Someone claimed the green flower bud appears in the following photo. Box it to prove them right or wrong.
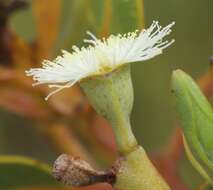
[172,69,213,185]
[80,65,137,154]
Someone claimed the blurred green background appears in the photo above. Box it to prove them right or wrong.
[0,0,213,189]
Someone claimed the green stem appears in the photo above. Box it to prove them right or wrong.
[99,72,137,155]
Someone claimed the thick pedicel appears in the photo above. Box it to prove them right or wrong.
[115,146,170,190]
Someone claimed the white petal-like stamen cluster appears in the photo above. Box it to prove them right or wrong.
[26,21,175,100]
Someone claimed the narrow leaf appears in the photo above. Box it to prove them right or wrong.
[172,69,213,185]
[56,0,144,51]
[0,156,59,189]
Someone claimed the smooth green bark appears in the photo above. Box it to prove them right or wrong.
[115,146,170,190]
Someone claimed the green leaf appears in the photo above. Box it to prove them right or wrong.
[110,0,144,33]
[56,0,144,51]
[0,155,59,189]
[171,69,213,185]
[55,0,91,51]
[89,0,144,35]
[10,1,36,41]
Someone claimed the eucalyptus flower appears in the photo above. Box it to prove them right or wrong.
[26,21,175,100]
[27,21,175,190]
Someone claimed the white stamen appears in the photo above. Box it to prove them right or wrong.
[26,21,175,100]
